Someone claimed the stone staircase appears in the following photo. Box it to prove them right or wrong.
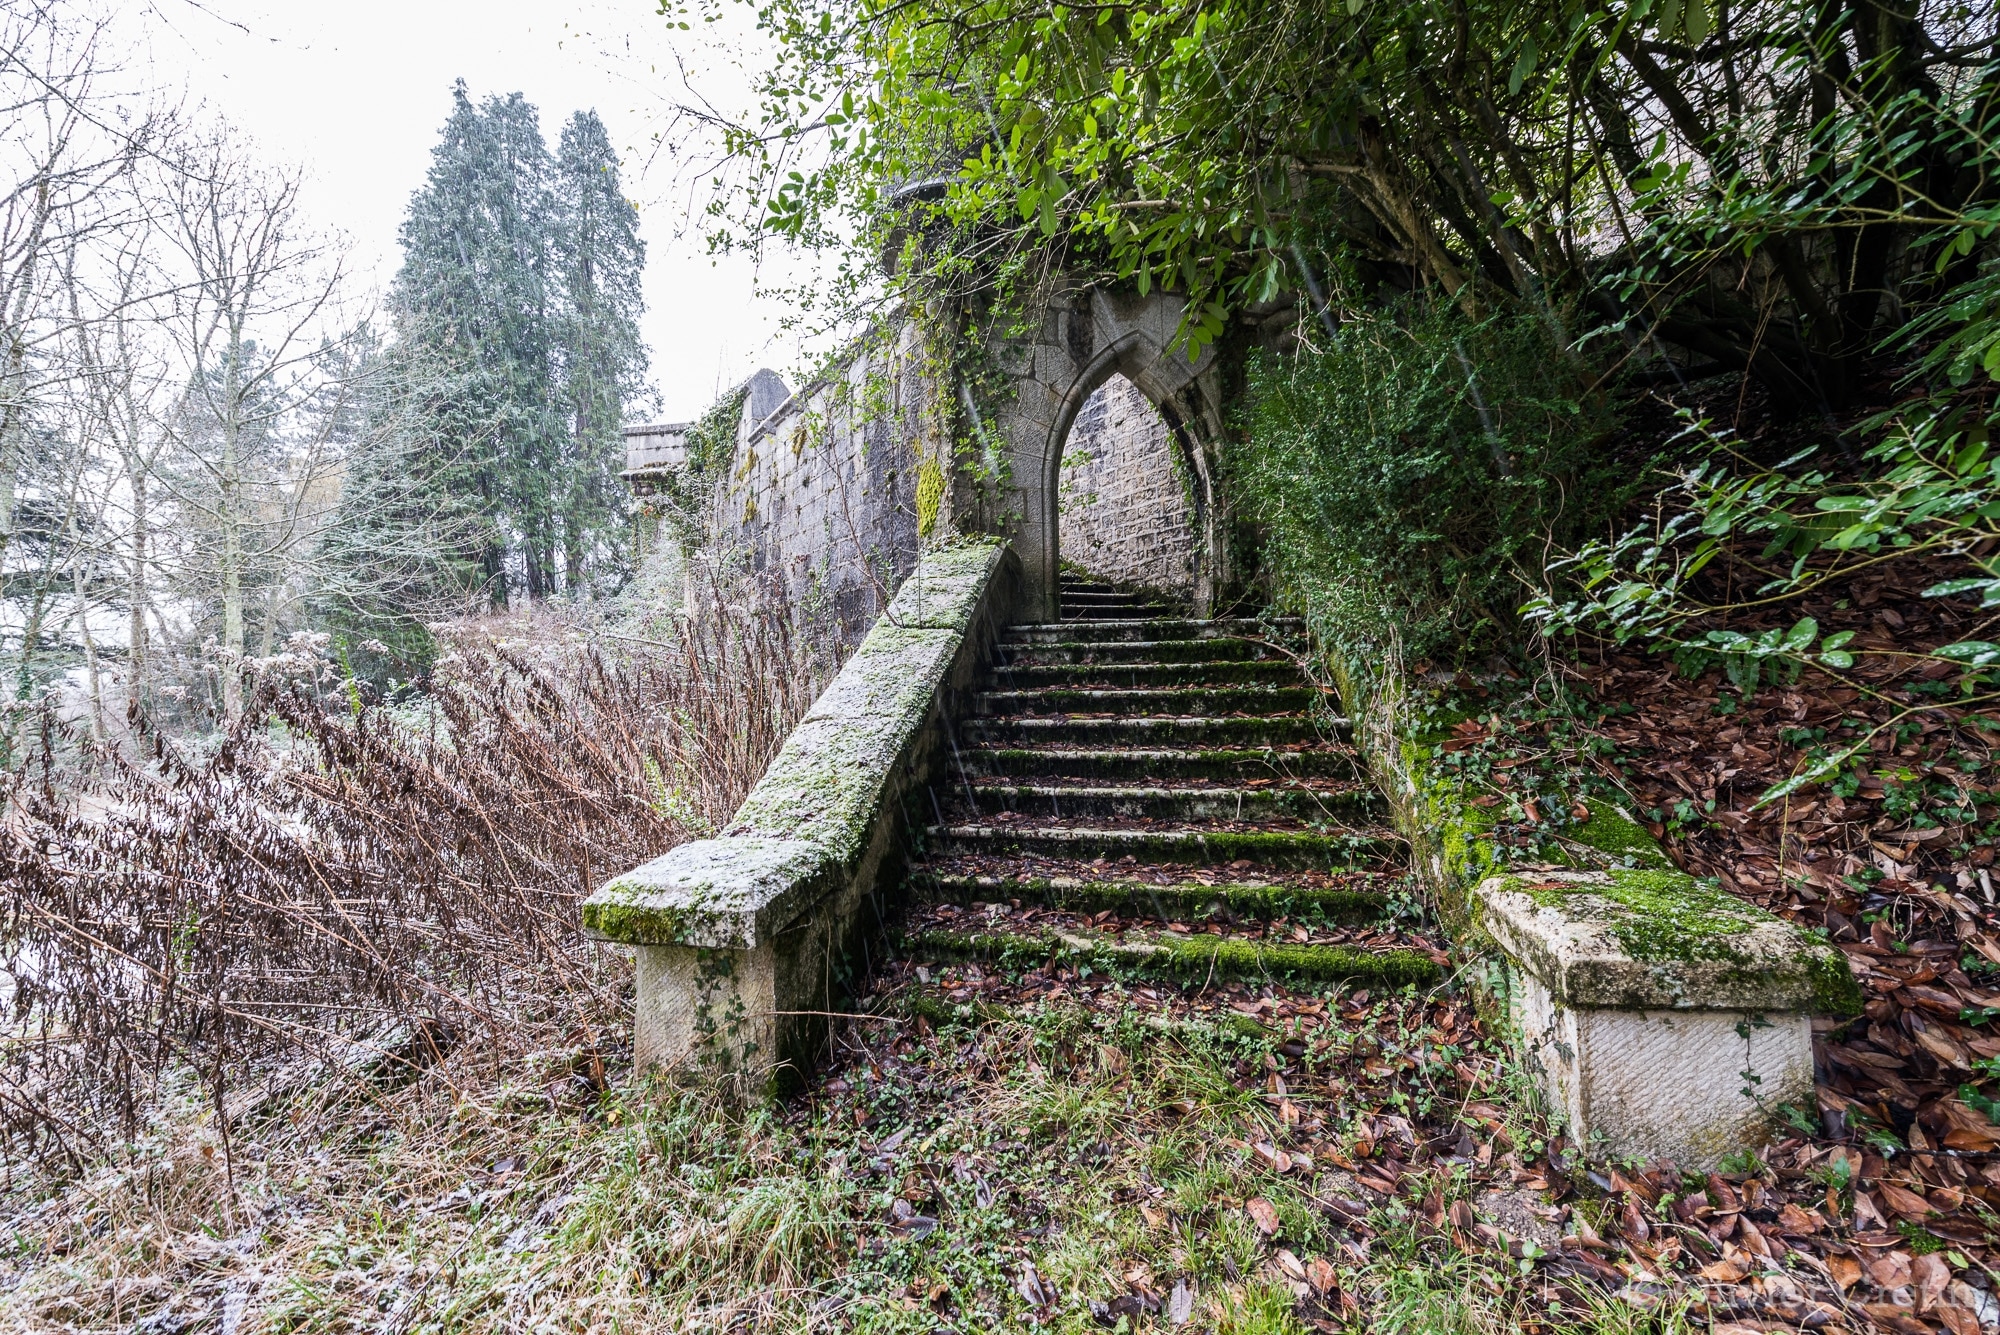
[886,576,1445,1016]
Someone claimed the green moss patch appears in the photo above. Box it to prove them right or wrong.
[913,873,1394,924]
[1561,804,1674,870]
[1513,868,1761,965]
[937,824,1403,871]
[902,927,1442,990]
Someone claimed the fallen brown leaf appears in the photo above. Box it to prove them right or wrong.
[1878,1180,1936,1219]
[1247,1197,1281,1235]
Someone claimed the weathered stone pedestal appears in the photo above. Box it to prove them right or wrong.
[1474,868,1860,1169]
[583,540,1018,1093]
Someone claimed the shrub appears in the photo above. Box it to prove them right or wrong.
[0,578,832,1166]
[1234,302,1627,661]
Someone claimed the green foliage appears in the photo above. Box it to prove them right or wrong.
[1525,400,2000,802]
[643,384,751,552]
[1235,302,1624,661]
[311,330,489,692]
[394,83,648,604]
[713,0,2000,405]
[552,109,651,591]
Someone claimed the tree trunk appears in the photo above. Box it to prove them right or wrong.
[220,328,245,724]
[125,452,148,709]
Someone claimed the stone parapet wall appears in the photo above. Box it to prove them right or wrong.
[582,541,1020,1090]
[1321,635,1859,1168]
[1057,373,1199,601]
[710,326,945,642]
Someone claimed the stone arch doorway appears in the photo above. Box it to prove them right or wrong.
[986,284,1228,622]
[1057,374,1200,603]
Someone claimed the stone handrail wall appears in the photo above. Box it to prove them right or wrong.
[582,539,1020,1092]
[1321,633,1859,1167]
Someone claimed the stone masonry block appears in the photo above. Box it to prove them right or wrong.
[633,939,779,1074]
[883,541,1010,630]
[725,715,910,867]
[582,837,835,950]
[1475,867,1858,1168]
[1514,966,1815,1168]
[798,625,958,730]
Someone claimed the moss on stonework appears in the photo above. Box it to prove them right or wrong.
[915,453,945,538]
[1563,804,1674,870]
[1805,949,1867,1016]
[904,927,1442,989]
[965,826,1401,870]
[914,873,1393,924]
[581,895,686,945]
[1504,868,1757,964]
[582,883,740,947]
[893,991,1269,1042]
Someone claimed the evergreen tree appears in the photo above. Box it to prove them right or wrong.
[391,84,648,604]
[313,328,488,685]
[552,110,647,594]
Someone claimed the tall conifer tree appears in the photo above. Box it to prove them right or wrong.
[552,110,647,593]
[392,82,644,603]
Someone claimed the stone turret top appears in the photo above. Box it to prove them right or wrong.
[741,367,791,434]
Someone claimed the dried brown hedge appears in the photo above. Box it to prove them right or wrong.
[0,596,828,1165]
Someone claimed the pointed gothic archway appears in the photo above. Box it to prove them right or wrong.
[984,284,1229,623]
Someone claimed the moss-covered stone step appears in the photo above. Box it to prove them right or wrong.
[956,745,1361,782]
[992,659,1304,687]
[1061,590,1169,610]
[897,924,1442,989]
[926,822,1402,869]
[998,637,1277,667]
[885,990,1271,1042]
[958,715,1337,748]
[1004,617,1301,645]
[911,870,1396,924]
[963,780,1377,823]
[970,685,1317,717]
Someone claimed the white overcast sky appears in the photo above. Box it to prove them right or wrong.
[132,0,828,421]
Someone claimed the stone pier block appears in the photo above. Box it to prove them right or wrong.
[1474,868,1860,1169]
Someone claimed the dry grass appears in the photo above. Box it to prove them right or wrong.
[0,974,1691,1335]
[0,572,833,1174]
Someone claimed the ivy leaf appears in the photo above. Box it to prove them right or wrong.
[1935,641,2000,667]
[1508,38,1538,96]
[1684,0,1714,44]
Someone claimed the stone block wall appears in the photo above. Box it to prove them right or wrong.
[708,326,947,642]
[1057,373,1200,600]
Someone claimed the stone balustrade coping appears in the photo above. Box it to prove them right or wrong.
[581,539,1012,956]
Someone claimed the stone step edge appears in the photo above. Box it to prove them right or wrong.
[882,990,1269,1042]
[965,716,1344,730]
[962,779,1377,803]
[1009,617,1303,631]
[909,871,1396,923]
[897,926,1443,989]
[991,660,1304,678]
[978,683,1317,697]
[956,745,1357,765]
[926,823,1406,867]
[997,654,1299,671]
